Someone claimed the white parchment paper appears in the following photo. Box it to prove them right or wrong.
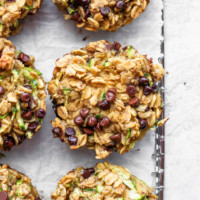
[1,0,163,199]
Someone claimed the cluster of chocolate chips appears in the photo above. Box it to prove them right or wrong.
[97,88,116,110]
[100,1,125,17]
[74,108,111,134]
[126,75,158,130]
[68,0,91,23]
[20,91,46,120]
[139,76,157,96]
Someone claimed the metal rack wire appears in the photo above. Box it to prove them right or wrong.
[153,1,165,199]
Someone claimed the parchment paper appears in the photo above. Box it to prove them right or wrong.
[1,0,163,199]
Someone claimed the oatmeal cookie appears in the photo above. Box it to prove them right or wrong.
[0,0,42,37]
[52,0,149,32]
[0,164,41,200]
[48,40,165,159]
[51,162,157,200]
[0,38,46,152]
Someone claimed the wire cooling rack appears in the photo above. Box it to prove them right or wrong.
[153,1,165,199]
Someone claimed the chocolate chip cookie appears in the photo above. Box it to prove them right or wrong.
[0,38,46,152]
[0,164,41,200]
[52,0,149,32]
[51,162,157,200]
[48,40,165,159]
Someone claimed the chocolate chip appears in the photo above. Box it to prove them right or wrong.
[116,0,125,9]
[3,137,15,151]
[129,97,140,106]
[74,116,84,126]
[0,191,9,200]
[100,6,110,17]
[107,88,116,95]
[80,108,90,118]
[18,52,30,63]
[106,91,116,103]
[35,109,46,118]
[36,198,41,200]
[20,93,31,102]
[84,9,91,19]
[68,136,78,145]
[94,122,102,131]
[82,169,93,179]
[0,86,5,95]
[21,110,32,120]
[83,128,94,135]
[24,85,32,90]
[110,133,121,142]
[17,135,26,144]
[152,82,158,93]
[126,85,137,97]
[100,117,110,128]
[139,77,149,86]
[143,86,153,96]
[52,127,63,138]
[65,127,76,137]
[71,12,81,22]
[87,116,97,127]
[28,122,38,131]
[0,51,2,58]
[112,41,121,51]
[98,99,110,110]
[139,119,148,129]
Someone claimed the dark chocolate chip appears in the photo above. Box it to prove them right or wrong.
[143,86,153,96]
[20,93,31,102]
[107,88,116,95]
[74,116,84,126]
[68,136,78,145]
[83,128,94,135]
[139,77,149,86]
[106,91,116,103]
[129,97,140,106]
[28,122,38,131]
[82,169,92,179]
[65,127,76,137]
[80,108,90,119]
[18,52,30,63]
[139,119,148,129]
[100,6,110,17]
[0,86,5,95]
[100,117,110,128]
[116,0,125,9]
[21,110,32,120]
[98,99,110,110]
[126,85,137,97]
[52,127,63,138]
[3,137,15,151]
[17,135,26,144]
[87,116,97,127]
[110,133,121,142]
[35,109,46,118]
[0,191,9,200]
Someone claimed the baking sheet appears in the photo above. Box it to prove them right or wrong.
[0,0,164,199]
